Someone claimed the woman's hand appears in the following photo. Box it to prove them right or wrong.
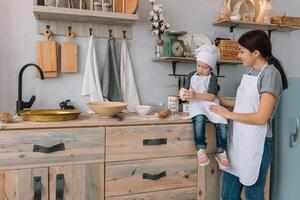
[210,105,232,119]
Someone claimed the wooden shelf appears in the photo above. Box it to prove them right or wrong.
[152,56,242,65]
[213,20,300,32]
[33,6,139,25]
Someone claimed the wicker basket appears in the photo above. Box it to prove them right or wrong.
[216,40,241,61]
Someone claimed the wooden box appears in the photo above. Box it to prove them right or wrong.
[271,16,300,27]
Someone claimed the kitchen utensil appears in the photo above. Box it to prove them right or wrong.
[61,29,78,73]
[125,0,138,14]
[36,28,58,77]
[20,109,80,122]
[87,102,127,116]
[114,0,124,13]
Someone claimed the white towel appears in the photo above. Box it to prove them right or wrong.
[120,40,140,112]
[81,36,104,102]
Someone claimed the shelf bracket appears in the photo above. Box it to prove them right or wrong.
[216,63,226,78]
[229,25,238,33]
[268,29,276,39]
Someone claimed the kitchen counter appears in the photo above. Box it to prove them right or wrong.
[0,113,193,130]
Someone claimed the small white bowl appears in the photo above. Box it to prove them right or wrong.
[135,105,152,116]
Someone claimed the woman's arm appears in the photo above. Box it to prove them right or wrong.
[220,96,236,107]
[210,92,276,125]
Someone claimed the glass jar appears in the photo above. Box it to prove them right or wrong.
[103,2,112,12]
[93,2,102,11]
[263,2,272,24]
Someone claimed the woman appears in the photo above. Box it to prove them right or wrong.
[210,30,288,200]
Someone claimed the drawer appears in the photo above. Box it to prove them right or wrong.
[106,123,216,162]
[105,155,197,197]
[106,187,197,200]
[0,128,105,169]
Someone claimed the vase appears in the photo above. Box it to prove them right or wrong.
[154,36,164,58]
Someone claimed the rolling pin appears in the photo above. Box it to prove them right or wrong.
[158,109,171,118]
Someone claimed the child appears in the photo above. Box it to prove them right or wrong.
[179,44,230,170]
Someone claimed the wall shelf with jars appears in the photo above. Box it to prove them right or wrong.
[213,20,300,38]
[33,0,139,39]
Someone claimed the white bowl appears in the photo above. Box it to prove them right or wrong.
[135,105,152,116]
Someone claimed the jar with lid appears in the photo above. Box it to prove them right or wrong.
[93,0,102,11]
[103,2,112,12]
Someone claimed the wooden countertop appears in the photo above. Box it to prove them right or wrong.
[0,113,192,130]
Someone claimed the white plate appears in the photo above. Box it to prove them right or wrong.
[179,33,211,55]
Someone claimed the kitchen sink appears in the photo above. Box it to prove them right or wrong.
[20,109,80,122]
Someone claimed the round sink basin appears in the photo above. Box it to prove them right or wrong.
[20,109,81,122]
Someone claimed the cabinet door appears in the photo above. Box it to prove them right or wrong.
[0,168,48,200]
[49,162,104,200]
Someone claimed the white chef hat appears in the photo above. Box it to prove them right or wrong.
[195,44,220,69]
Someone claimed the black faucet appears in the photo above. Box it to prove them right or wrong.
[16,63,45,115]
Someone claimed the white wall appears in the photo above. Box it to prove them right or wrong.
[1,0,300,113]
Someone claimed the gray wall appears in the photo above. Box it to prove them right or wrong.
[1,0,300,113]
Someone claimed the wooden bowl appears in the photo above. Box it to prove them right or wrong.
[87,102,127,116]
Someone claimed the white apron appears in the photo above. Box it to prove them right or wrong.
[226,66,268,186]
[189,73,227,124]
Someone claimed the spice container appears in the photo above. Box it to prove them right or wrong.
[93,1,102,11]
[103,2,112,12]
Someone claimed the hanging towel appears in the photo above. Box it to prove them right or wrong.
[101,37,123,102]
[120,39,140,112]
[81,35,104,102]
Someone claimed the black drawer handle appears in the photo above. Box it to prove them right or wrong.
[33,143,65,153]
[56,174,64,200]
[143,138,167,146]
[34,176,41,200]
[143,171,166,180]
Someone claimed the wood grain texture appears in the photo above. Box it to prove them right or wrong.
[105,156,198,197]
[0,128,105,169]
[0,168,48,200]
[61,40,78,73]
[106,123,217,162]
[49,163,104,200]
[106,187,197,200]
[197,154,221,200]
[36,38,58,78]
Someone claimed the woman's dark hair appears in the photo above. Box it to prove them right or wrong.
[238,30,288,90]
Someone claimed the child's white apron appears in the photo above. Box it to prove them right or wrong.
[226,65,268,186]
[189,72,227,124]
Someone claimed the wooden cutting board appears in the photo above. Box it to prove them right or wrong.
[61,31,78,73]
[125,0,138,14]
[36,29,58,78]
[114,0,138,14]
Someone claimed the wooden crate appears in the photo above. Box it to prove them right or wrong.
[216,40,241,61]
[271,16,300,27]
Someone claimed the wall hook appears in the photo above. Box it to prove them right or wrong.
[123,30,126,39]
[89,28,93,36]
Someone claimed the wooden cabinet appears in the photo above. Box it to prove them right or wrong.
[105,123,220,200]
[0,127,105,200]
[0,163,104,200]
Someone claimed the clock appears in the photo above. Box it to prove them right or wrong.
[164,31,187,57]
[171,41,184,57]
